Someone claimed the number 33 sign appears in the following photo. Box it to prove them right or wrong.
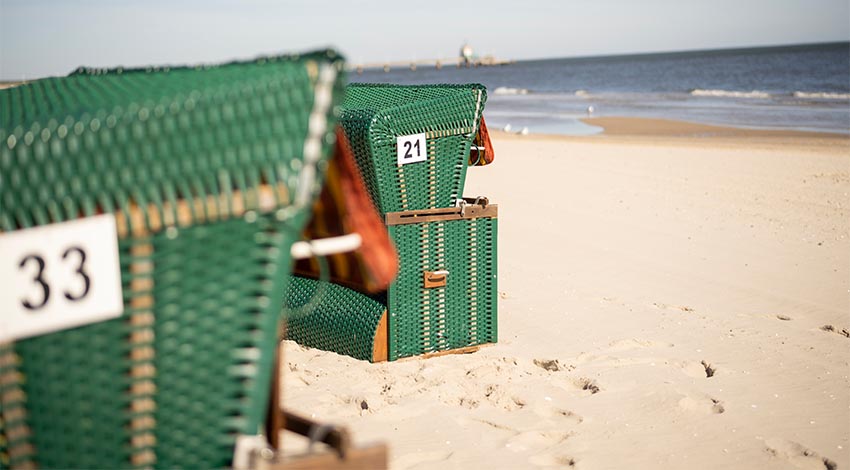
[0,214,124,342]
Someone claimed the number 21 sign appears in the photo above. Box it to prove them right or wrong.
[0,214,124,342]
[397,133,427,165]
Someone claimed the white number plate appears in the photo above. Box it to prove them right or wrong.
[397,133,427,165]
[0,214,124,342]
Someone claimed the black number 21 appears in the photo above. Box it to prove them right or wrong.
[403,139,421,159]
[18,246,91,311]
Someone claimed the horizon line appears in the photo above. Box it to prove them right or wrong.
[512,40,849,65]
[1,40,847,83]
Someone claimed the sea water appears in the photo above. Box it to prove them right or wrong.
[352,42,850,136]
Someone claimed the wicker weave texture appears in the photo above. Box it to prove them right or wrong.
[0,50,344,469]
[339,84,487,216]
[283,276,386,362]
[1,50,344,233]
[388,216,497,361]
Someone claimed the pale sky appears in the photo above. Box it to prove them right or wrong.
[1,0,848,80]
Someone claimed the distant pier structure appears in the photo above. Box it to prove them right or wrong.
[460,43,474,67]
[353,43,513,74]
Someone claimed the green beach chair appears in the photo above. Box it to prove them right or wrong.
[0,50,345,469]
[284,84,497,362]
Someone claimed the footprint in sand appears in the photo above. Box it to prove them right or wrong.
[605,338,674,352]
[764,438,838,470]
[483,384,528,411]
[393,450,455,469]
[505,430,571,453]
[532,404,584,424]
[528,453,577,467]
[457,396,480,409]
[570,377,601,395]
[470,418,517,433]
[678,360,717,378]
[465,356,530,380]
[534,358,562,372]
[341,394,384,415]
[652,302,695,313]
[820,324,850,339]
[677,394,725,414]
[533,358,576,373]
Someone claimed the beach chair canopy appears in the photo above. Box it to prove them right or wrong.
[339,83,488,216]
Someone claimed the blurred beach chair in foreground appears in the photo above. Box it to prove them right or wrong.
[0,50,387,469]
[285,84,499,362]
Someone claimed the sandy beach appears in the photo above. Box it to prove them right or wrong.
[280,117,850,469]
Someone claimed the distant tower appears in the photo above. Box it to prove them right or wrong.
[460,43,474,67]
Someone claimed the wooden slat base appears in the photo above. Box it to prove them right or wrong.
[266,332,388,470]
[371,311,389,362]
[370,312,494,362]
[417,343,494,360]
[271,444,388,470]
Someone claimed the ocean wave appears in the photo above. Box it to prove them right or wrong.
[793,91,850,100]
[482,110,586,119]
[493,87,529,95]
[574,89,591,97]
[690,89,772,99]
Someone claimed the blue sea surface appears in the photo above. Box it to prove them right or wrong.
[351,43,850,135]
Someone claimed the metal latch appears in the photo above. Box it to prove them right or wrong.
[455,196,490,217]
[470,145,487,166]
[424,270,449,288]
[233,435,274,470]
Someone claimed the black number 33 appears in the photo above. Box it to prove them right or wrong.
[19,246,91,311]
[62,246,91,301]
[19,255,50,310]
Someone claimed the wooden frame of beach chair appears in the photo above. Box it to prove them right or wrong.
[229,346,388,470]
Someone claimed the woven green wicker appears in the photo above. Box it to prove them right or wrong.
[386,215,497,360]
[283,211,497,362]
[339,84,487,216]
[284,276,387,362]
[0,49,345,469]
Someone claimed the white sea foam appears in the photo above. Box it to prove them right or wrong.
[690,89,772,99]
[793,91,850,100]
[493,87,529,95]
[574,89,591,97]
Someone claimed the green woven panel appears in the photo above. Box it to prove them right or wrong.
[11,267,134,469]
[339,84,487,217]
[0,50,345,469]
[283,276,386,362]
[1,49,345,231]
[152,216,292,468]
[388,216,498,361]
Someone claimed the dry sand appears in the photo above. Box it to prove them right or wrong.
[280,117,850,469]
